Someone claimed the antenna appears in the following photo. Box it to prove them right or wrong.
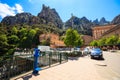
[71,13,74,27]
[71,13,73,17]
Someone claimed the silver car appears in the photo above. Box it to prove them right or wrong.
[83,48,91,56]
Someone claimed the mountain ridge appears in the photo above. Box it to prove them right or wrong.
[1,4,120,35]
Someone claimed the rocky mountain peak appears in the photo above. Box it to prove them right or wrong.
[37,4,63,28]
[92,17,109,25]
[93,19,99,24]
[42,4,50,10]
[111,14,120,24]
[1,12,40,25]
[65,16,93,35]
[1,4,63,28]
[81,17,88,20]
[15,13,32,17]
[80,17,90,23]
[99,17,109,25]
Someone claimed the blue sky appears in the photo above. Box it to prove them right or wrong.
[0,0,120,22]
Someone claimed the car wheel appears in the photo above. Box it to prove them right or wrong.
[91,55,93,59]
[99,55,103,59]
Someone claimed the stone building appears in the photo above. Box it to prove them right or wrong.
[92,25,116,40]
[101,24,120,50]
[101,24,120,38]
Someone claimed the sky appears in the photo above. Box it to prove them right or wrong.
[0,0,120,22]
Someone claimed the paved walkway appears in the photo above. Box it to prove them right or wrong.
[15,57,106,80]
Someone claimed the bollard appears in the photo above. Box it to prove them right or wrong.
[33,48,41,74]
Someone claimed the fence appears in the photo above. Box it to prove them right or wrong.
[0,51,68,80]
[39,51,68,67]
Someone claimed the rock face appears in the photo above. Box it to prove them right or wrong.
[99,17,109,25]
[65,16,93,35]
[65,16,110,35]
[1,13,40,25]
[93,17,109,25]
[1,5,63,28]
[1,4,119,35]
[93,19,99,25]
[37,4,63,28]
[111,14,120,24]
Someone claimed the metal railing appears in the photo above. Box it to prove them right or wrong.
[0,55,34,80]
[39,51,68,67]
[0,51,68,80]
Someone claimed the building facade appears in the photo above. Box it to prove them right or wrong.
[101,24,120,38]
[92,25,116,40]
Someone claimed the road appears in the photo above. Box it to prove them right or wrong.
[88,51,120,80]
[103,51,120,74]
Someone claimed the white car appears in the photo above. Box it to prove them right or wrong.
[83,48,91,56]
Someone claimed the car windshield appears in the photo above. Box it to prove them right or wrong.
[84,48,89,51]
[93,48,101,51]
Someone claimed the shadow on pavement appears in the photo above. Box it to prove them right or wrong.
[92,57,105,61]
[68,57,79,60]
[15,73,40,80]
[96,64,107,67]
[21,74,33,80]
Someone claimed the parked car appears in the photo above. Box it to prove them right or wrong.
[83,48,91,56]
[90,48,103,59]
[74,48,81,52]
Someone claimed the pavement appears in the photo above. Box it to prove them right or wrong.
[14,57,107,80]
[102,51,120,76]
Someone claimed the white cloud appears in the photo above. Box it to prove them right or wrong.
[0,3,24,18]
[15,4,24,13]
[0,3,15,18]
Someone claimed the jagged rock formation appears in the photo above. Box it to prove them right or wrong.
[65,16,93,35]
[111,14,120,24]
[99,17,109,25]
[37,4,63,28]
[93,17,109,25]
[65,16,111,35]
[93,19,99,25]
[1,4,120,36]
[1,5,63,28]
[1,13,40,25]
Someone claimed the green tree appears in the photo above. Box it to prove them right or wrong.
[19,28,28,39]
[75,34,83,47]
[18,28,28,48]
[8,35,20,48]
[90,40,98,46]
[26,29,36,48]
[0,34,8,56]
[64,28,83,48]
[32,28,42,47]
[98,38,106,46]
[11,26,18,35]
[19,29,37,49]
[20,37,27,49]
[117,38,120,44]
[105,35,119,45]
